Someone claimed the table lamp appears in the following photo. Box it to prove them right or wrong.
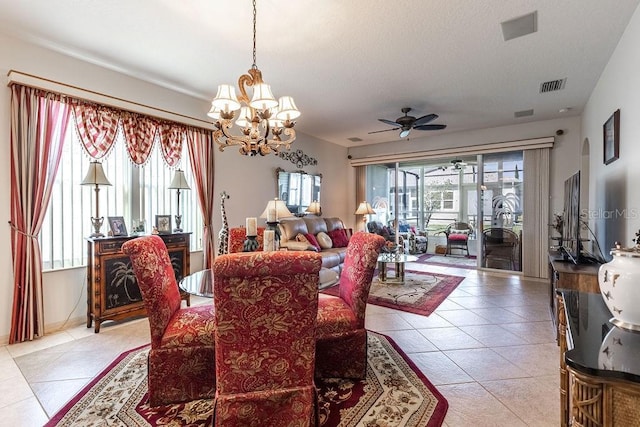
[81,161,112,238]
[355,201,375,231]
[305,201,322,216]
[260,198,293,249]
[168,169,191,232]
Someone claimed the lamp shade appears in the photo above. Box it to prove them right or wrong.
[81,161,112,186]
[249,83,278,111]
[207,104,221,120]
[168,170,191,190]
[212,84,241,112]
[305,201,322,215]
[355,201,375,215]
[275,96,301,121]
[235,106,254,128]
[260,198,293,221]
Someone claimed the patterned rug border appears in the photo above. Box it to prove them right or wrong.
[45,334,448,427]
[323,270,464,317]
[417,253,478,270]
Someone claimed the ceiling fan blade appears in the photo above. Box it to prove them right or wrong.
[414,124,447,131]
[413,113,438,126]
[378,118,401,127]
[367,128,398,134]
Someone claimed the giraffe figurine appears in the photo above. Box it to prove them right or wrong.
[217,191,230,256]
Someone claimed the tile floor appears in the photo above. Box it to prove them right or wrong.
[0,261,559,426]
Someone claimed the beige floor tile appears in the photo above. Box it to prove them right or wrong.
[435,309,493,326]
[447,295,498,309]
[491,343,560,376]
[481,376,559,426]
[408,351,474,385]
[499,321,556,344]
[31,378,90,417]
[364,312,414,331]
[0,373,36,409]
[470,307,528,324]
[5,330,76,358]
[384,329,438,353]
[397,311,453,329]
[444,348,529,381]
[459,324,529,347]
[503,304,554,321]
[433,299,466,311]
[439,382,527,426]
[0,396,49,427]
[417,327,485,351]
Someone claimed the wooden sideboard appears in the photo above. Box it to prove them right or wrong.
[86,233,191,333]
[548,253,599,330]
[557,290,640,426]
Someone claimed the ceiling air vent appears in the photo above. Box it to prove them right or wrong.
[540,78,567,93]
[347,137,363,142]
[514,109,534,118]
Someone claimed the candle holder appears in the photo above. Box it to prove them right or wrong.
[243,235,259,252]
[265,221,281,249]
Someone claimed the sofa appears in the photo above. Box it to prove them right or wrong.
[278,216,350,276]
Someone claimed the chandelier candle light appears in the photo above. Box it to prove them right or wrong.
[81,161,112,238]
[168,169,191,233]
[208,0,300,156]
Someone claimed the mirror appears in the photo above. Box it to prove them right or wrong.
[276,168,321,216]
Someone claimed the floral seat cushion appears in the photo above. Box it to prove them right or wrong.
[316,294,358,336]
[161,305,215,349]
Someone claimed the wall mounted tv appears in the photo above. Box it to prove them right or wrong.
[561,171,581,264]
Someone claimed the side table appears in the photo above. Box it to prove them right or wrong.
[377,253,418,284]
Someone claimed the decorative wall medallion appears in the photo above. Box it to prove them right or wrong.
[279,149,317,168]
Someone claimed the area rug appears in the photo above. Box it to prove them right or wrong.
[45,332,448,427]
[417,253,477,269]
[323,270,464,317]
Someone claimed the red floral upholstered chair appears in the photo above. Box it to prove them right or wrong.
[227,226,265,253]
[122,235,215,406]
[315,232,385,379]
[212,251,322,426]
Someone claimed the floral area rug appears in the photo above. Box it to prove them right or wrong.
[417,253,478,269]
[45,332,448,427]
[323,270,464,317]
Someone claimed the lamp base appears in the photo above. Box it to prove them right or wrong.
[90,216,105,238]
[174,214,183,233]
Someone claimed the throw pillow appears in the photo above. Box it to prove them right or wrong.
[316,231,333,249]
[327,228,349,248]
[304,233,322,251]
[451,228,470,235]
[296,233,311,244]
[287,241,317,251]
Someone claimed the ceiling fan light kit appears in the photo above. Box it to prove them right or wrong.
[369,107,446,138]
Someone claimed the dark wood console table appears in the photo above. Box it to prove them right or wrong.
[548,253,599,330]
[557,290,640,426]
[86,233,191,332]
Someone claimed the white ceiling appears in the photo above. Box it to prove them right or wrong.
[1,0,638,147]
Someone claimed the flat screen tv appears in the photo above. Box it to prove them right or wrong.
[561,171,581,264]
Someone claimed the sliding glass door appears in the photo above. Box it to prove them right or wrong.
[364,150,525,272]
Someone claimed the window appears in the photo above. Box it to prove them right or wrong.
[40,120,203,271]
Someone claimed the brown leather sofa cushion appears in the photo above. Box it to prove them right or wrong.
[279,218,308,243]
[303,217,328,235]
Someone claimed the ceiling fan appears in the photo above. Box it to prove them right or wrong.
[368,107,447,138]
[450,159,468,170]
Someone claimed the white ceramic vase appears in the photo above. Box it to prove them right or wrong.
[598,244,640,331]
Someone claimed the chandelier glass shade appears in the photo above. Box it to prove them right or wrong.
[208,0,300,157]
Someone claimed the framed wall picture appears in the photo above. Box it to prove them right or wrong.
[603,109,620,165]
[107,216,128,237]
[155,215,172,234]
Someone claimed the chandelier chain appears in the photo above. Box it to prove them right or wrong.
[252,0,257,69]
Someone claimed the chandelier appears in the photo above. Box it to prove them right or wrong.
[208,0,300,156]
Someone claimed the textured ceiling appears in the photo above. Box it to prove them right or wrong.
[0,0,638,147]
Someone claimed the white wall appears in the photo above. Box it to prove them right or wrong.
[582,4,640,259]
[0,34,348,343]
